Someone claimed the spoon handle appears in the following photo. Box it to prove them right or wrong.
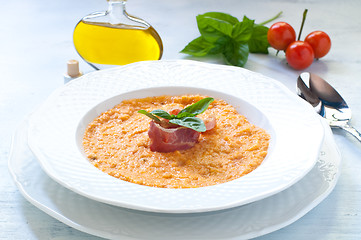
[340,124,361,142]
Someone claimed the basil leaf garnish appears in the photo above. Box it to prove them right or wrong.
[178,97,214,116]
[169,117,206,132]
[138,97,214,132]
[138,110,161,122]
[151,109,173,120]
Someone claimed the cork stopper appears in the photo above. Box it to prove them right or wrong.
[67,59,82,78]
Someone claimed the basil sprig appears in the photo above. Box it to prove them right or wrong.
[138,97,214,132]
[180,11,281,67]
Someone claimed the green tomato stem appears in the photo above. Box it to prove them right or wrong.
[297,9,308,41]
[258,11,283,25]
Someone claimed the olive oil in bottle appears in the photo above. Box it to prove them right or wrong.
[73,0,163,70]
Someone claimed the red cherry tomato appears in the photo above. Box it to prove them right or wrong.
[267,22,296,50]
[304,31,331,58]
[285,41,314,70]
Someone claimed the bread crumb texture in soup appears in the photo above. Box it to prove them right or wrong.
[83,95,270,188]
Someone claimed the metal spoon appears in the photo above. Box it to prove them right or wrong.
[297,72,361,142]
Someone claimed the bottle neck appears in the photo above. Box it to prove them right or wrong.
[105,0,149,28]
[107,0,127,24]
[107,0,127,13]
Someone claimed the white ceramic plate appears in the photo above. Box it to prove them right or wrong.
[27,60,324,213]
[9,118,341,240]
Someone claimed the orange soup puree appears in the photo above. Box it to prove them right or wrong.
[83,95,270,188]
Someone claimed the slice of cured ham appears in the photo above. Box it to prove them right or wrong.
[204,115,216,131]
[148,121,200,152]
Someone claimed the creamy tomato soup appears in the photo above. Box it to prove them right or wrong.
[83,95,270,188]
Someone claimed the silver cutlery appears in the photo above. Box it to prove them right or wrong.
[297,72,361,142]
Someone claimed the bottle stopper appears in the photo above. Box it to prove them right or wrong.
[67,59,82,78]
[64,59,83,83]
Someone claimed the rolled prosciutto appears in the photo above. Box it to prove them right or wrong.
[148,121,200,153]
[204,115,216,131]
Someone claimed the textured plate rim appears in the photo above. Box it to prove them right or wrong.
[26,60,325,213]
[8,118,340,240]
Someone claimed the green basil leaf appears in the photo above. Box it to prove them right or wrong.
[181,11,279,68]
[151,109,172,120]
[248,24,269,53]
[196,14,234,43]
[169,117,206,132]
[210,36,231,54]
[178,97,214,116]
[223,41,249,67]
[175,111,195,119]
[180,37,219,57]
[232,16,254,43]
[138,110,160,122]
[201,12,239,25]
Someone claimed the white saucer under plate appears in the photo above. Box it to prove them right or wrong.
[26,60,325,213]
[8,118,340,240]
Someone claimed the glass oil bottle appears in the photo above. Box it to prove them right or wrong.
[73,0,163,70]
